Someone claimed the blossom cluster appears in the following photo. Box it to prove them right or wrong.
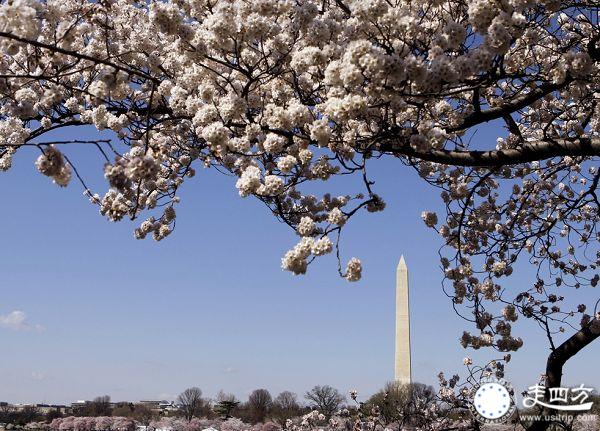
[0,0,598,361]
[49,417,135,431]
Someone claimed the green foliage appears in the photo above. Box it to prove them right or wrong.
[214,400,240,420]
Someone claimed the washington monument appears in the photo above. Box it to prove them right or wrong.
[395,255,412,384]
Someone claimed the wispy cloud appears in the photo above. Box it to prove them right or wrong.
[31,372,46,381]
[222,367,238,374]
[0,310,45,332]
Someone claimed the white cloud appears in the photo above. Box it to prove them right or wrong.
[222,367,238,374]
[0,310,28,330]
[31,372,46,381]
[0,310,45,332]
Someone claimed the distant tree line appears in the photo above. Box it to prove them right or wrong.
[4,382,599,431]
[3,382,507,429]
[0,385,349,427]
[175,385,346,425]
[0,405,44,426]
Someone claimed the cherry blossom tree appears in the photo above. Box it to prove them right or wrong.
[261,422,281,431]
[94,417,113,431]
[220,418,250,431]
[49,418,64,431]
[1,1,599,430]
[149,418,177,431]
[58,417,75,431]
[73,417,93,431]
[111,417,136,431]
[51,417,137,431]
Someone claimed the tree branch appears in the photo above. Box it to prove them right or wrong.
[379,137,600,167]
[545,320,600,390]
[527,319,600,431]
[0,32,159,83]
[448,79,573,132]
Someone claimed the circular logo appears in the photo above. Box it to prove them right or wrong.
[469,377,516,424]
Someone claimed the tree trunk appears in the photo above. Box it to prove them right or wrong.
[526,319,600,431]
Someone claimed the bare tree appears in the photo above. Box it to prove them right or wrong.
[131,404,155,425]
[177,387,205,421]
[0,405,42,426]
[77,395,112,417]
[272,391,301,426]
[111,403,134,418]
[366,382,437,428]
[305,386,345,418]
[247,389,273,423]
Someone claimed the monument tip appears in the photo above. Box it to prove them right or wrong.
[398,255,407,269]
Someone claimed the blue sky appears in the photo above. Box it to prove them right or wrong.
[0,125,598,406]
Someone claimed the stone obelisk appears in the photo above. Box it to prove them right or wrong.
[395,255,412,384]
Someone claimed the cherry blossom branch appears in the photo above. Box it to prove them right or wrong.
[0,31,159,82]
[380,137,600,167]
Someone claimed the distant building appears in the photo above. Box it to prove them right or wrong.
[10,404,35,412]
[69,400,90,415]
[138,400,178,414]
[159,401,178,412]
[1,403,68,415]
[34,404,68,415]
[138,400,161,408]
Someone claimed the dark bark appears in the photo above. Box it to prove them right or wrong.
[379,137,600,167]
[526,320,600,431]
[447,79,573,133]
